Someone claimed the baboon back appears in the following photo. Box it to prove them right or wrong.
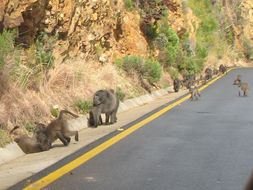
[173,79,180,92]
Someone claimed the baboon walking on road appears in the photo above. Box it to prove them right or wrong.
[10,126,49,154]
[237,80,249,97]
[189,85,201,101]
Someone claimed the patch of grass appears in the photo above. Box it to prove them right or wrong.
[168,67,179,80]
[116,87,126,101]
[0,129,12,148]
[75,100,92,114]
[124,0,135,11]
[115,55,162,83]
[35,32,57,69]
[0,29,16,68]
[50,106,60,118]
[24,122,36,133]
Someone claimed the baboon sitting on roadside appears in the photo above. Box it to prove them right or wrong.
[233,74,241,85]
[173,78,181,92]
[10,126,50,154]
[205,68,213,81]
[189,85,201,101]
[219,64,227,74]
[88,89,119,128]
[39,110,79,147]
[237,80,249,97]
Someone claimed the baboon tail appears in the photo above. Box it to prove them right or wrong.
[10,126,20,134]
[59,110,79,119]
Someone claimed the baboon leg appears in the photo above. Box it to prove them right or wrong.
[239,91,241,96]
[105,113,110,124]
[99,115,103,125]
[64,130,79,141]
[56,132,69,146]
[63,135,71,143]
[111,111,117,124]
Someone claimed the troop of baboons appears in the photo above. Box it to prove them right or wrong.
[173,64,228,100]
[9,89,119,154]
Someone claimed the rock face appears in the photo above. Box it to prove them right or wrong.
[0,0,149,62]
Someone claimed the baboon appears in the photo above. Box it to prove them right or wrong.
[245,171,253,190]
[233,74,241,85]
[88,89,119,128]
[237,80,249,97]
[10,126,50,154]
[41,110,79,146]
[189,85,201,101]
[205,68,213,81]
[219,64,227,74]
[182,75,196,89]
[213,68,219,75]
[173,78,181,92]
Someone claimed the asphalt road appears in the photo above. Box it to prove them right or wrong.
[11,68,253,190]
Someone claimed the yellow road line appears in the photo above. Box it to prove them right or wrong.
[23,69,233,190]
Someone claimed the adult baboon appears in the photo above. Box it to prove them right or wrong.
[88,89,119,128]
[189,85,201,101]
[182,75,196,89]
[205,68,213,81]
[173,78,181,92]
[237,80,249,97]
[10,126,49,154]
[219,64,227,74]
[233,74,241,85]
[42,110,79,146]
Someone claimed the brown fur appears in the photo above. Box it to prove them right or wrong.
[42,110,79,146]
[10,126,49,154]
[238,81,249,97]
[189,85,201,101]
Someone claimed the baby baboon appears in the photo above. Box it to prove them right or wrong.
[173,78,181,92]
[219,64,227,74]
[189,85,201,101]
[238,80,249,97]
[10,126,49,154]
[233,75,241,85]
[88,89,119,128]
[42,110,79,146]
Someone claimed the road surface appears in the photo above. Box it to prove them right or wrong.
[10,68,253,190]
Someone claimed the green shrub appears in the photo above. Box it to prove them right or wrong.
[0,29,16,68]
[50,106,60,118]
[124,0,135,11]
[168,67,179,80]
[24,122,36,133]
[115,55,162,83]
[75,100,92,114]
[116,87,126,101]
[156,24,180,66]
[0,129,12,148]
[144,58,162,83]
[243,38,253,60]
[35,32,57,69]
